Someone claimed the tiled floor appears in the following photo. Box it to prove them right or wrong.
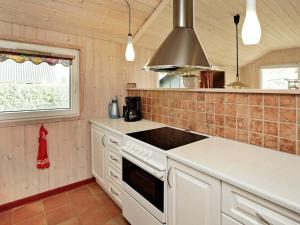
[0,182,130,225]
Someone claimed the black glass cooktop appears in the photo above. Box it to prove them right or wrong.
[127,127,209,151]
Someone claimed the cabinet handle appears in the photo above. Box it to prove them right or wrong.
[255,213,272,225]
[110,155,119,162]
[101,135,106,147]
[110,139,119,144]
[110,171,119,179]
[167,167,172,188]
[111,187,119,197]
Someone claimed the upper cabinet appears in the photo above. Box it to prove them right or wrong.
[167,159,221,225]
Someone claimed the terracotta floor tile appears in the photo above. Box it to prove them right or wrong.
[2,182,127,225]
[68,187,93,201]
[46,204,76,225]
[14,214,47,225]
[88,183,105,195]
[13,201,44,223]
[105,216,130,225]
[57,217,81,225]
[94,192,111,205]
[0,209,12,225]
[72,196,100,215]
[43,193,70,212]
[102,201,121,218]
[79,206,112,225]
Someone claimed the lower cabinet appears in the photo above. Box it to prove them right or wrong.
[222,183,300,225]
[167,158,300,225]
[106,146,122,207]
[91,123,300,225]
[91,126,106,188]
[91,124,123,207]
[167,159,221,225]
[107,178,122,206]
[222,214,242,225]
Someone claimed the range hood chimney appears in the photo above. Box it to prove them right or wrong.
[144,0,211,73]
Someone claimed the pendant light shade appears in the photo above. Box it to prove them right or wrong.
[125,34,135,61]
[242,0,261,45]
[125,0,135,61]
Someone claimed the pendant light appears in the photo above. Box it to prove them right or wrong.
[125,0,135,61]
[226,14,249,89]
[242,0,261,45]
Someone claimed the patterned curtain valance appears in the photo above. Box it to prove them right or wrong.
[0,49,74,67]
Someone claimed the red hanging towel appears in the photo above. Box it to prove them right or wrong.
[37,124,50,169]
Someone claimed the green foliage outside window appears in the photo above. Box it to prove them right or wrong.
[0,83,70,112]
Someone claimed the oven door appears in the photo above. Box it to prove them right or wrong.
[122,152,165,223]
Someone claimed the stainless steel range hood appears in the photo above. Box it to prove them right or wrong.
[144,0,211,73]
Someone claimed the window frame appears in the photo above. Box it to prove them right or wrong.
[259,64,300,89]
[0,39,80,122]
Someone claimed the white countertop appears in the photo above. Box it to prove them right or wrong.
[89,118,300,214]
[167,137,300,214]
[89,118,165,135]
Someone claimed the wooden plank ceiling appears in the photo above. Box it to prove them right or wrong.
[0,0,299,67]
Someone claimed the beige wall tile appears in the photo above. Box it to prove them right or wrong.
[138,90,300,155]
[279,108,296,123]
[250,94,263,106]
[264,94,278,107]
[264,107,278,122]
[279,95,296,108]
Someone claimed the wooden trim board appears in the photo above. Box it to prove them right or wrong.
[128,88,300,95]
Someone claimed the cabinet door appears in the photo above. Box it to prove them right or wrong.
[91,127,106,188]
[222,183,300,225]
[167,159,221,225]
[222,214,242,225]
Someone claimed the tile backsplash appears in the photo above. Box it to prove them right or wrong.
[128,90,300,155]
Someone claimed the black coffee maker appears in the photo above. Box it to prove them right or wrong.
[124,96,142,122]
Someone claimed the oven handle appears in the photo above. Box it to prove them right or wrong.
[121,151,165,181]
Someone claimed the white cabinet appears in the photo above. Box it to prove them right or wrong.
[167,159,221,225]
[222,183,300,225]
[91,123,123,207]
[91,126,106,188]
[222,214,242,225]
[106,145,122,207]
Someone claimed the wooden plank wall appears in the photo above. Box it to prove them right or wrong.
[240,48,300,88]
[0,21,157,205]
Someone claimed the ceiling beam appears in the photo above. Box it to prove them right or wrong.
[133,0,170,43]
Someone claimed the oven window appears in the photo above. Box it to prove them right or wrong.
[122,158,164,212]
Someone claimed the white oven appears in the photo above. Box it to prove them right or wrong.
[121,145,167,225]
[121,127,208,225]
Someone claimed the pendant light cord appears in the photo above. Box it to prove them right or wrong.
[125,0,131,35]
[234,14,240,82]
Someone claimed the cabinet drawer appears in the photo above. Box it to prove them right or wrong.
[222,214,242,225]
[222,183,300,225]
[107,165,121,186]
[107,179,122,207]
[106,135,122,150]
[107,150,121,168]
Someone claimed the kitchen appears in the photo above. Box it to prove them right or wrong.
[0,0,300,225]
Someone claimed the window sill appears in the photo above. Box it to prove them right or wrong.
[0,115,81,127]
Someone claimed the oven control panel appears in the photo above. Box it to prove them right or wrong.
[122,139,166,171]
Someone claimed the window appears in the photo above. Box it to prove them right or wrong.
[260,65,300,90]
[159,73,183,88]
[0,40,79,122]
[158,71,225,88]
